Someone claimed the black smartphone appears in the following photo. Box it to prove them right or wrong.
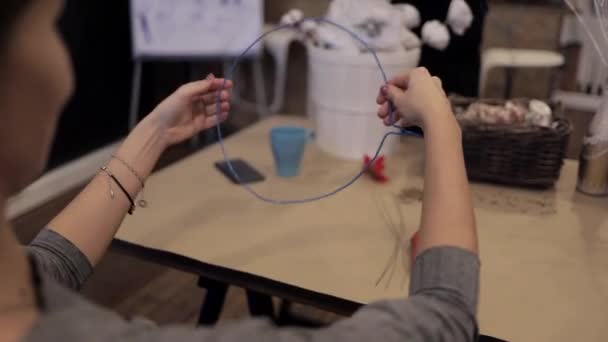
[214,159,265,185]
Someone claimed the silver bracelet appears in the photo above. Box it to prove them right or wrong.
[111,154,145,187]
[110,155,148,208]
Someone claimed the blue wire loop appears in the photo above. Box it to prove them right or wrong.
[216,17,422,205]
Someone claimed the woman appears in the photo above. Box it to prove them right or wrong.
[1,1,479,341]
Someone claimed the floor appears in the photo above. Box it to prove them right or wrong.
[10,0,596,334]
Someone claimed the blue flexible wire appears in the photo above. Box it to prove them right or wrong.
[215,17,422,205]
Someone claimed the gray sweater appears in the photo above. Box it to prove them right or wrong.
[25,229,480,341]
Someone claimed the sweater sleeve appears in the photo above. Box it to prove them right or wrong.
[119,247,479,342]
[26,229,93,291]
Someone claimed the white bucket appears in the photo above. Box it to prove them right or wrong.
[307,45,421,160]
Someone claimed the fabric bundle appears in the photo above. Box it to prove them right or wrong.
[458,100,553,127]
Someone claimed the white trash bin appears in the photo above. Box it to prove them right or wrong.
[308,45,421,160]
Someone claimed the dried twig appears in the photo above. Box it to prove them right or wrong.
[564,0,608,67]
[374,193,408,290]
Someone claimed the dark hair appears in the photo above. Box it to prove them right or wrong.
[0,0,32,46]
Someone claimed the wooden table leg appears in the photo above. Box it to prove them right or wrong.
[197,277,229,325]
[245,289,276,321]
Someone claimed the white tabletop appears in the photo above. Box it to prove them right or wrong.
[117,116,608,342]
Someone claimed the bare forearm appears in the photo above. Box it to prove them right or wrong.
[418,114,477,255]
[48,117,167,266]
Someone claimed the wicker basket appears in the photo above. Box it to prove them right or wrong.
[451,97,572,189]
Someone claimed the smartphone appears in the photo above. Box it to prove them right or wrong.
[214,159,265,185]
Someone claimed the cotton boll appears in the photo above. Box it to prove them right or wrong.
[301,20,320,45]
[527,99,553,127]
[461,103,481,121]
[401,28,421,50]
[279,14,292,26]
[446,0,474,36]
[529,99,552,118]
[421,21,451,51]
[478,106,500,124]
[394,4,421,29]
[288,9,304,23]
[504,101,526,124]
[280,12,297,26]
[461,102,528,125]
[301,20,319,34]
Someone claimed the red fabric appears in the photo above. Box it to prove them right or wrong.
[363,155,389,183]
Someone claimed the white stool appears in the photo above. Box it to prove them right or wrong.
[552,14,606,113]
[479,48,565,98]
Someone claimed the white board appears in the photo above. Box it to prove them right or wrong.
[130,0,263,59]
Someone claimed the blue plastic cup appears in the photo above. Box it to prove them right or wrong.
[270,126,310,177]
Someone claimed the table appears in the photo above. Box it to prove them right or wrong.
[115,116,608,342]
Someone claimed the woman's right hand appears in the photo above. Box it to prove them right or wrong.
[376,67,454,129]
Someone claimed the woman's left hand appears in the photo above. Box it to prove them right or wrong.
[148,74,233,146]
[50,76,232,267]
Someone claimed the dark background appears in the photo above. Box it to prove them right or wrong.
[50,1,198,170]
[50,1,131,169]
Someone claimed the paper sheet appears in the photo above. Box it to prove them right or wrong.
[130,0,262,58]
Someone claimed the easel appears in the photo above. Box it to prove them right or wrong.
[128,0,269,138]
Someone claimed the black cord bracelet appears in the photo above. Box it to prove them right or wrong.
[101,167,136,215]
